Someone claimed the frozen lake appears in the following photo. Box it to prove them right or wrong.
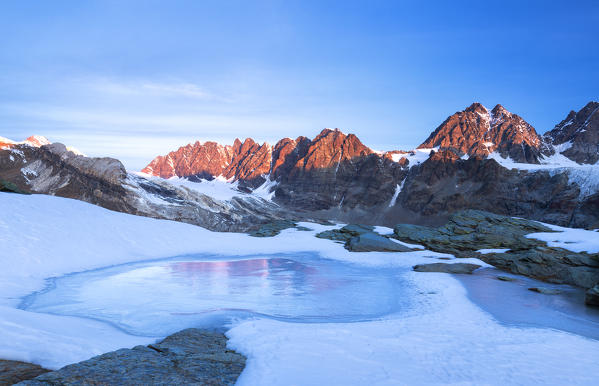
[19,253,414,337]
[19,252,599,340]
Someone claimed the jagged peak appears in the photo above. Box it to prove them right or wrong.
[465,102,487,114]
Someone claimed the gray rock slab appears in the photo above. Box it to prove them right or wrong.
[18,329,245,386]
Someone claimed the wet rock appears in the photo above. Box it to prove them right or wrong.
[413,263,481,274]
[585,284,599,306]
[19,329,245,386]
[0,360,49,385]
[346,232,412,252]
[528,287,563,295]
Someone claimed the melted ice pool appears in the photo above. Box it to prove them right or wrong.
[20,253,413,336]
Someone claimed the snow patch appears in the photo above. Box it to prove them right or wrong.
[252,175,278,201]
[526,223,599,254]
[388,179,405,207]
[477,248,510,254]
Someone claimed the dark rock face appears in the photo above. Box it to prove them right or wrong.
[545,101,599,164]
[393,210,599,290]
[18,329,245,386]
[0,360,49,385]
[396,151,596,228]
[418,103,545,163]
[413,263,481,274]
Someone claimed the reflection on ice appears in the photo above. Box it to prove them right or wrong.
[20,254,412,336]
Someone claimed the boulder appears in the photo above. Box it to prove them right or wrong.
[19,329,245,385]
[316,224,374,243]
[585,284,599,306]
[528,287,563,295]
[413,263,481,274]
[346,232,412,252]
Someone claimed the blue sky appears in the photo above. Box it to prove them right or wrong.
[1,0,597,169]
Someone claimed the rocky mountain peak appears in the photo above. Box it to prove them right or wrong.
[0,135,52,149]
[418,103,543,163]
[544,101,599,164]
[464,102,487,114]
[491,104,509,117]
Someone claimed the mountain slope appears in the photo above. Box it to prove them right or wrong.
[544,101,599,164]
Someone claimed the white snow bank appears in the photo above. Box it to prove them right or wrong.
[526,223,599,253]
[0,306,150,369]
[477,248,510,254]
[228,270,599,386]
[2,192,599,384]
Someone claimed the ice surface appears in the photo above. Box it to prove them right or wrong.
[477,248,510,254]
[21,254,414,337]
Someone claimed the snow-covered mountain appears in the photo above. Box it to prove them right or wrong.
[418,103,546,163]
[0,139,290,231]
[1,101,598,230]
[136,101,599,228]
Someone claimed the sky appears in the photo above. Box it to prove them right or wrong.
[0,0,598,170]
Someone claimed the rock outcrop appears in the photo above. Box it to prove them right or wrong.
[315,224,413,252]
[18,329,246,385]
[413,263,481,274]
[393,210,599,290]
[0,142,293,232]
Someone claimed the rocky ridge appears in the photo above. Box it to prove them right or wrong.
[137,101,599,229]
[0,141,292,232]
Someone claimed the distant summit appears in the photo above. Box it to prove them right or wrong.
[418,103,544,163]
[544,101,599,164]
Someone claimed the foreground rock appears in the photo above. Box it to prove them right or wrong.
[18,329,245,385]
[394,210,599,291]
[528,287,562,295]
[346,232,412,252]
[316,224,413,252]
[413,263,481,274]
[586,284,599,306]
[0,360,49,385]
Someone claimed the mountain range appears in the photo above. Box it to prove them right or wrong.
[1,101,598,230]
